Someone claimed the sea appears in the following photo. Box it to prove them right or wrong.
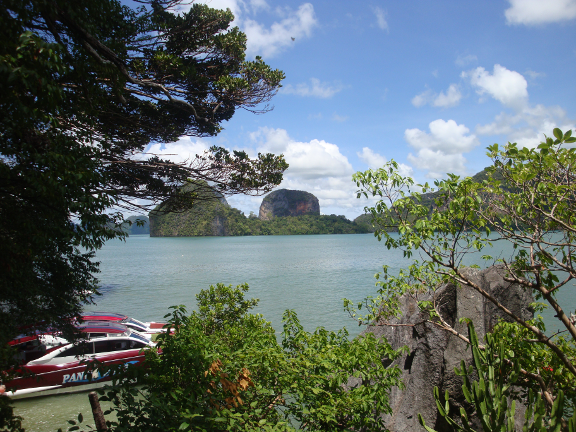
[12,233,573,431]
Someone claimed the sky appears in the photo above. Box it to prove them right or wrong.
[145,0,576,220]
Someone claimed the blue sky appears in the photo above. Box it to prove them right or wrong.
[147,0,576,219]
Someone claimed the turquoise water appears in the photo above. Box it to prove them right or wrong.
[88,233,413,338]
[12,233,574,430]
[16,233,408,431]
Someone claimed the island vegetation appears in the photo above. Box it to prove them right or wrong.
[124,216,150,236]
[150,200,370,236]
[111,216,150,235]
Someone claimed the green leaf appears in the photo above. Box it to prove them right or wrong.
[553,128,563,140]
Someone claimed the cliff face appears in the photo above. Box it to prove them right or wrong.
[149,196,230,237]
[357,266,533,432]
[259,189,320,221]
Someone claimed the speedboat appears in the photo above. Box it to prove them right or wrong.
[78,312,168,338]
[3,322,155,399]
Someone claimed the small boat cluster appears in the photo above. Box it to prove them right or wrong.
[2,312,166,399]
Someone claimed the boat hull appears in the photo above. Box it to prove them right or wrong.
[4,350,145,400]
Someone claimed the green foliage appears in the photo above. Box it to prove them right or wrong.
[259,214,369,235]
[0,398,24,432]
[349,129,576,429]
[95,284,403,431]
[419,323,576,432]
[491,320,576,410]
[1,0,286,427]
[1,0,286,334]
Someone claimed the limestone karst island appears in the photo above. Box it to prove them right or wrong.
[147,188,373,236]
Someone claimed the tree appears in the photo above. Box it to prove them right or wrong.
[89,283,403,432]
[0,0,287,356]
[350,129,576,430]
[0,3,287,429]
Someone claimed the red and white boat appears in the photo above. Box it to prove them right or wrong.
[78,312,168,339]
[3,321,155,399]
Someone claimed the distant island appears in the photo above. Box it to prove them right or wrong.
[149,188,372,237]
[134,168,498,237]
[120,215,150,235]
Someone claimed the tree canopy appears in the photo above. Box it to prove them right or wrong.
[351,128,576,430]
[86,283,403,432]
[0,0,286,377]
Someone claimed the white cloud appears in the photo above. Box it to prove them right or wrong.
[476,111,518,136]
[192,1,316,58]
[412,84,462,108]
[356,147,414,177]
[141,137,210,164]
[281,78,343,98]
[357,147,387,169]
[459,64,573,148]
[204,0,242,13]
[248,0,269,13]
[331,113,349,122]
[246,127,369,216]
[408,150,468,179]
[433,84,462,108]
[525,69,546,80]
[405,119,479,177]
[476,104,574,148]
[406,119,479,154]
[505,0,576,25]
[250,127,353,179]
[412,90,433,108]
[373,6,389,32]
[455,54,478,67]
[462,64,528,110]
[244,3,317,57]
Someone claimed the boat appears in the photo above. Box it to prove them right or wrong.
[3,322,155,399]
[78,312,168,339]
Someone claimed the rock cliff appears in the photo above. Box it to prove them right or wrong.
[259,189,320,220]
[359,266,533,432]
[149,194,230,237]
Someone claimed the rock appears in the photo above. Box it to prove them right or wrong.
[361,265,533,432]
[149,184,230,237]
[259,189,320,220]
[211,213,227,236]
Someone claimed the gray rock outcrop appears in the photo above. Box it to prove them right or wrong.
[259,189,320,220]
[362,266,533,432]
